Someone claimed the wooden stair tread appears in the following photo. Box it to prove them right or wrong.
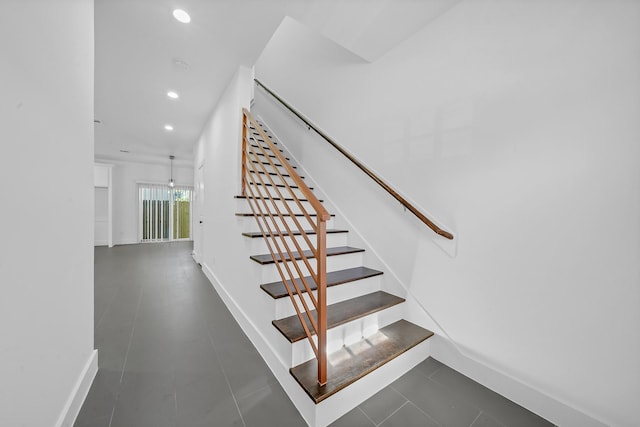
[249,131,275,141]
[248,136,276,145]
[243,229,346,238]
[235,195,322,203]
[251,151,290,161]
[251,132,275,141]
[235,212,335,217]
[250,246,363,265]
[250,143,284,153]
[249,126,275,140]
[248,181,313,190]
[249,170,299,178]
[251,159,296,169]
[272,291,404,343]
[290,320,433,403]
[260,266,382,299]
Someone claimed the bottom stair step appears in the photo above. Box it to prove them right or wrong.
[290,319,434,403]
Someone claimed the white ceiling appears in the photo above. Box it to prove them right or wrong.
[94,0,462,166]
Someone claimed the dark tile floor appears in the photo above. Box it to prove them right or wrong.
[75,242,554,427]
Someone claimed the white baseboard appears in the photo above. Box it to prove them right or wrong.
[430,336,607,427]
[113,237,139,246]
[55,349,98,427]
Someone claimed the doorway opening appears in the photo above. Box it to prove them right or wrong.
[138,183,193,242]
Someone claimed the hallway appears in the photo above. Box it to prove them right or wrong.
[75,242,553,427]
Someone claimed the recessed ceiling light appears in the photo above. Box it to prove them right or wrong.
[164,124,174,131]
[173,9,191,24]
[167,91,179,99]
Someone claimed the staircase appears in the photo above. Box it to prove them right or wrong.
[237,109,434,407]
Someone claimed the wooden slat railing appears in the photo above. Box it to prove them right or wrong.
[254,79,453,240]
[241,108,330,385]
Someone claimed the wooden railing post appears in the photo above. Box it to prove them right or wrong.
[241,112,248,196]
[316,218,327,386]
[317,218,327,386]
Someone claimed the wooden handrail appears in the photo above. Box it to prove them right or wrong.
[241,109,328,386]
[254,79,453,240]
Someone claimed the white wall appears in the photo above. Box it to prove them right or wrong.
[95,187,109,245]
[96,159,194,245]
[0,1,97,426]
[94,163,112,247]
[254,2,640,426]
[193,66,253,294]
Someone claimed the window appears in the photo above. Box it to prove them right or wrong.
[139,184,193,242]
[172,188,191,240]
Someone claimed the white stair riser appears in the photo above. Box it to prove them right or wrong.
[245,182,312,200]
[245,172,301,191]
[237,214,334,232]
[243,232,348,255]
[246,162,291,176]
[251,252,364,284]
[273,275,383,319]
[283,303,405,367]
[236,199,318,215]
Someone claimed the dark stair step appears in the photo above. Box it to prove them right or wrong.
[250,246,363,265]
[250,151,290,161]
[235,195,322,203]
[250,143,284,154]
[260,266,382,299]
[248,181,313,190]
[235,212,334,218]
[248,135,275,145]
[250,130,273,139]
[249,171,305,182]
[243,229,346,239]
[251,159,296,169]
[249,124,274,135]
[273,291,404,343]
[290,320,433,403]
[249,169,300,179]
[250,128,276,141]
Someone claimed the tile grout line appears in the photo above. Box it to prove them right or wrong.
[195,292,248,427]
[107,402,116,427]
[119,285,144,384]
[374,400,410,427]
[389,385,444,427]
[356,406,377,427]
[425,363,444,379]
[235,379,277,402]
[94,285,117,332]
[468,411,482,427]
